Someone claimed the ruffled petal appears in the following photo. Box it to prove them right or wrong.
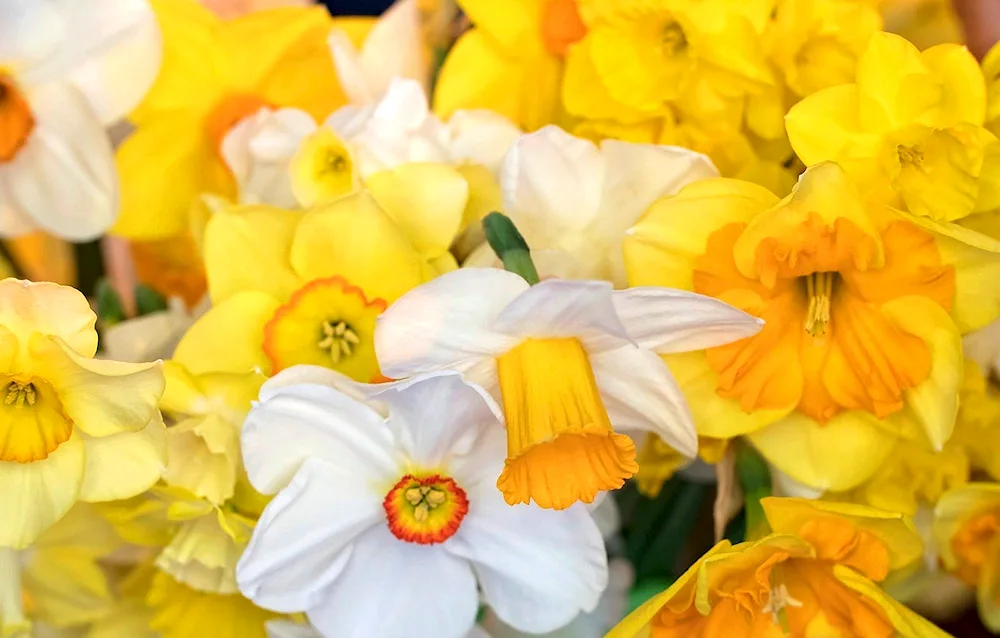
[78,412,166,502]
[0,279,97,359]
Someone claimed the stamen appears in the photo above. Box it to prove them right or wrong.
[897,144,924,170]
[660,20,687,55]
[317,320,360,363]
[804,272,834,337]
[762,583,803,628]
[4,382,36,408]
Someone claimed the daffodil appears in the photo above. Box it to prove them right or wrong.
[624,161,1000,491]
[193,190,455,382]
[0,504,119,637]
[375,267,762,509]
[984,41,1000,138]
[610,497,946,637]
[463,125,717,284]
[0,279,165,548]
[933,483,1000,631]
[786,31,1000,224]
[433,0,587,130]
[113,0,345,239]
[265,620,492,638]
[238,369,608,638]
[0,0,160,240]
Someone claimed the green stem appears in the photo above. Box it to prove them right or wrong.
[482,212,540,285]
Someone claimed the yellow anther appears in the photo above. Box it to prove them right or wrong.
[425,490,446,507]
[413,503,429,522]
[804,271,834,337]
[4,382,36,408]
[318,320,360,364]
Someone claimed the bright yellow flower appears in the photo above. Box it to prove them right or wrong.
[434,0,586,130]
[610,498,944,637]
[113,0,348,240]
[624,162,1000,491]
[787,31,1000,224]
[880,0,963,52]
[0,279,165,548]
[933,483,1000,631]
[193,185,458,382]
[147,570,279,638]
[984,41,1000,138]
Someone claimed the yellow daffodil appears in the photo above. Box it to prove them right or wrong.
[113,0,346,240]
[194,185,460,382]
[787,31,1000,224]
[0,504,119,637]
[610,497,944,637]
[434,0,586,130]
[880,0,963,52]
[984,41,1000,138]
[624,162,1000,491]
[147,569,280,638]
[934,483,1000,631]
[0,279,165,548]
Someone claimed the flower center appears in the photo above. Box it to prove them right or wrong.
[289,128,355,207]
[317,320,360,364]
[803,271,834,338]
[897,144,924,170]
[660,20,687,57]
[0,377,72,462]
[383,474,468,544]
[495,337,637,509]
[0,73,34,163]
[541,0,587,56]
[951,508,1000,586]
[205,93,271,153]
[761,582,803,628]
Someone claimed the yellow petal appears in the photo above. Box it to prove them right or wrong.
[78,412,167,503]
[290,192,429,303]
[933,229,1000,333]
[624,178,778,291]
[933,483,1000,569]
[172,292,282,376]
[855,32,940,132]
[749,410,896,492]
[455,163,502,232]
[31,335,164,438]
[0,279,97,359]
[164,415,239,505]
[834,564,953,638]
[365,163,468,261]
[0,431,84,548]
[785,84,882,177]
[921,42,987,127]
[761,497,924,573]
[203,204,304,304]
[562,38,648,123]
[156,513,243,594]
[457,0,544,52]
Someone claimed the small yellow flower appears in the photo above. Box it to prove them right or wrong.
[0,279,165,548]
[610,498,943,637]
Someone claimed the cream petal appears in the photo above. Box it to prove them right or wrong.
[306,526,479,638]
[0,430,84,548]
[447,110,521,172]
[0,279,97,358]
[238,457,385,613]
[3,82,116,241]
[611,287,764,354]
[589,346,698,457]
[78,411,166,502]
[0,178,38,238]
[0,1,67,72]
[242,379,398,494]
[266,621,322,638]
[374,268,527,379]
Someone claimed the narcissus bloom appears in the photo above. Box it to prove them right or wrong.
[786,31,1000,224]
[934,483,1000,631]
[375,268,762,509]
[464,125,717,284]
[0,279,165,548]
[624,162,1000,491]
[113,0,345,239]
[609,498,946,637]
[237,370,608,638]
[0,0,160,240]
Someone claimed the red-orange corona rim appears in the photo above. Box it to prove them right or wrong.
[0,73,34,163]
[383,474,469,545]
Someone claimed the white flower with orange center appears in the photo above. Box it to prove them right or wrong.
[374,266,764,510]
[0,0,160,239]
[237,369,608,638]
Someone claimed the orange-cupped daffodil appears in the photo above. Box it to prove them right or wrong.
[610,497,946,637]
[113,0,350,240]
[0,279,165,548]
[624,161,1000,492]
[786,31,1000,225]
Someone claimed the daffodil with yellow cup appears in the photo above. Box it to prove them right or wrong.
[0,279,165,548]
[625,161,1000,492]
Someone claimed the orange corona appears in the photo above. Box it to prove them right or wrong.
[383,474,468,545]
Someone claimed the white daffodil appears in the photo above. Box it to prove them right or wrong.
[237,369,607,638]
[0,0,161,240]
[221,79,519,207]
[266,620,493,638]
[375,268,764,510]
[464,126,718,285]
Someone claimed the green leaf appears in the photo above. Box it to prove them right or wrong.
[735,444,772,540]
[627,578,674,614]
[135,284,169,316]
[482,212,540,285]
[95,279,126,326]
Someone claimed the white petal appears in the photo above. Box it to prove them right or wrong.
[222,108,315,207]
[37,0,162,124]
[307,526,479,638]
[328,29,376,105]
[590,346,698,457]
[267,621,322,638]
[3,82,116,240]
[375,373,503,469]
[612,287,764,354]
[237,457,383,613]
[492,279,629,352]
[242,381,399,495]
[0,176,37,238]
[500,126,605,243]
[447,486,607,634]
[375,268,527,378]
[0,0,67,74]
[448,110,522,173]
